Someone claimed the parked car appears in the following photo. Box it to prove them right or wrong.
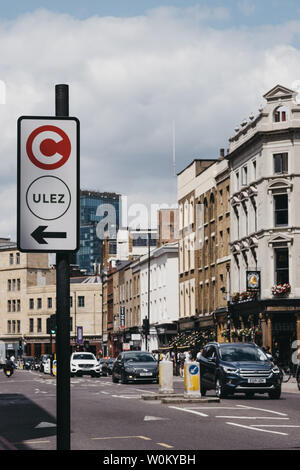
[112,351,159,384]
[198,342,282,399]
[22,356,35,370]
[70,352,101,377]
[101,358,115,376]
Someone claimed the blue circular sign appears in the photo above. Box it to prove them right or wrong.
[189,364,199,375]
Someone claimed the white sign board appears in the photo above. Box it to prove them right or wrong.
[17,116,79,252]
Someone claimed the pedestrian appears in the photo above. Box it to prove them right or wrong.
[179,351,185,377]
[10,354,16,368]
[196,349,202,362]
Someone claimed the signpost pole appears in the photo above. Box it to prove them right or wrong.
[55,84,71,450]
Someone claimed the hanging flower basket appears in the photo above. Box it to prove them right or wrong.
[272,283,291,296]
[232,292,240,303]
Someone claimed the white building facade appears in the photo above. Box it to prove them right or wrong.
[227,84,300,360]
[139,242,179,352]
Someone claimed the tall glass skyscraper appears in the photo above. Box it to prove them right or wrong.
[77,190,120,274]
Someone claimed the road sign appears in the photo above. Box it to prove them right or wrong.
[17,116,79,252]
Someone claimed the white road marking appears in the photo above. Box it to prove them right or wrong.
[236,404,288,416]
[168,406,208,417]
[144,416,169,421]
[111,394,141,399]
[251,425,300,428]
[226,422,288,436]
[216,416,289,420]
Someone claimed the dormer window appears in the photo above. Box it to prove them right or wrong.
[274,105,288,122]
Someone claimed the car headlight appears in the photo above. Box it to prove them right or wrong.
[71,363,76,367]
[222,366,239,374]
[272,366,280,374]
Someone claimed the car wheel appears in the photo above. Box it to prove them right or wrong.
[215,377,227,398]
[121,373,128,384]
[112,373,119,383]
[70,373,75,378]
[297,371,300,391]
[268,389,281,399]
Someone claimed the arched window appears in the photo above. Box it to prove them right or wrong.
[274,105,288,123]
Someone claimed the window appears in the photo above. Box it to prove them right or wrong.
[17,299,20,312]
[9,253,14,265]
[7,321,11,334]
[275,248,289,284]
[70,296,73,308]
[12,320,16,333]
[37,298,42,309]
[17,279,21,291]
[242,166,248,186]
[29,318,34,333]
[78,296,85,307]
[17,320,20,333]
[12,300,16,312]
[252,160,257,180]
[274,106,287,123]
[274,194,288,227]
[29,298,34,309]
[47,297,52,309]
[8,279,11,291]
[37,318,42,333]
[235,172,239,191]
[12,279,16,291]
[16,252,20,264]
[8,300,11,312]
[274,153,288,174]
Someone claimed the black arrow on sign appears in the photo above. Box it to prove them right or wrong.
[31,226,67,244]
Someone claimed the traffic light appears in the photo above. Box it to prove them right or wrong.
[18,339,23,356]
[142,318,149,336]
[47,314,57,335]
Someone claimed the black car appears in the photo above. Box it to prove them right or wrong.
[112,351,159,384]
[101,358,115,376]
[199,342,282,399]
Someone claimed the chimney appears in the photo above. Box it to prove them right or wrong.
[219,148,225,160]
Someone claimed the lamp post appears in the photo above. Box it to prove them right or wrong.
[100,270,107,357]
[226,262,231,343]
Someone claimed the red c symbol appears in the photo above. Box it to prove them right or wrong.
[26,125,71,170]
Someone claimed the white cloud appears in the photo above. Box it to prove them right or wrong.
[237,0,256,16]
[1,8,300,238]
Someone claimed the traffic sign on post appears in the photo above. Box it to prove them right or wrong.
[17,116,79,252]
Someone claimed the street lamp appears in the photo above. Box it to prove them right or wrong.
[226,263,231,343]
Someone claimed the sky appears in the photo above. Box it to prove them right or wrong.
[2,1,300,237]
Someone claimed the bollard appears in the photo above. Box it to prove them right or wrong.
[184,361,201,397]
[159,360,174,394]
[52,360,57,377]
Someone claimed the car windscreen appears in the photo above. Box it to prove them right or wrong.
[124,354,156,363]
[219,345,268,362]
[72,354,95,360]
